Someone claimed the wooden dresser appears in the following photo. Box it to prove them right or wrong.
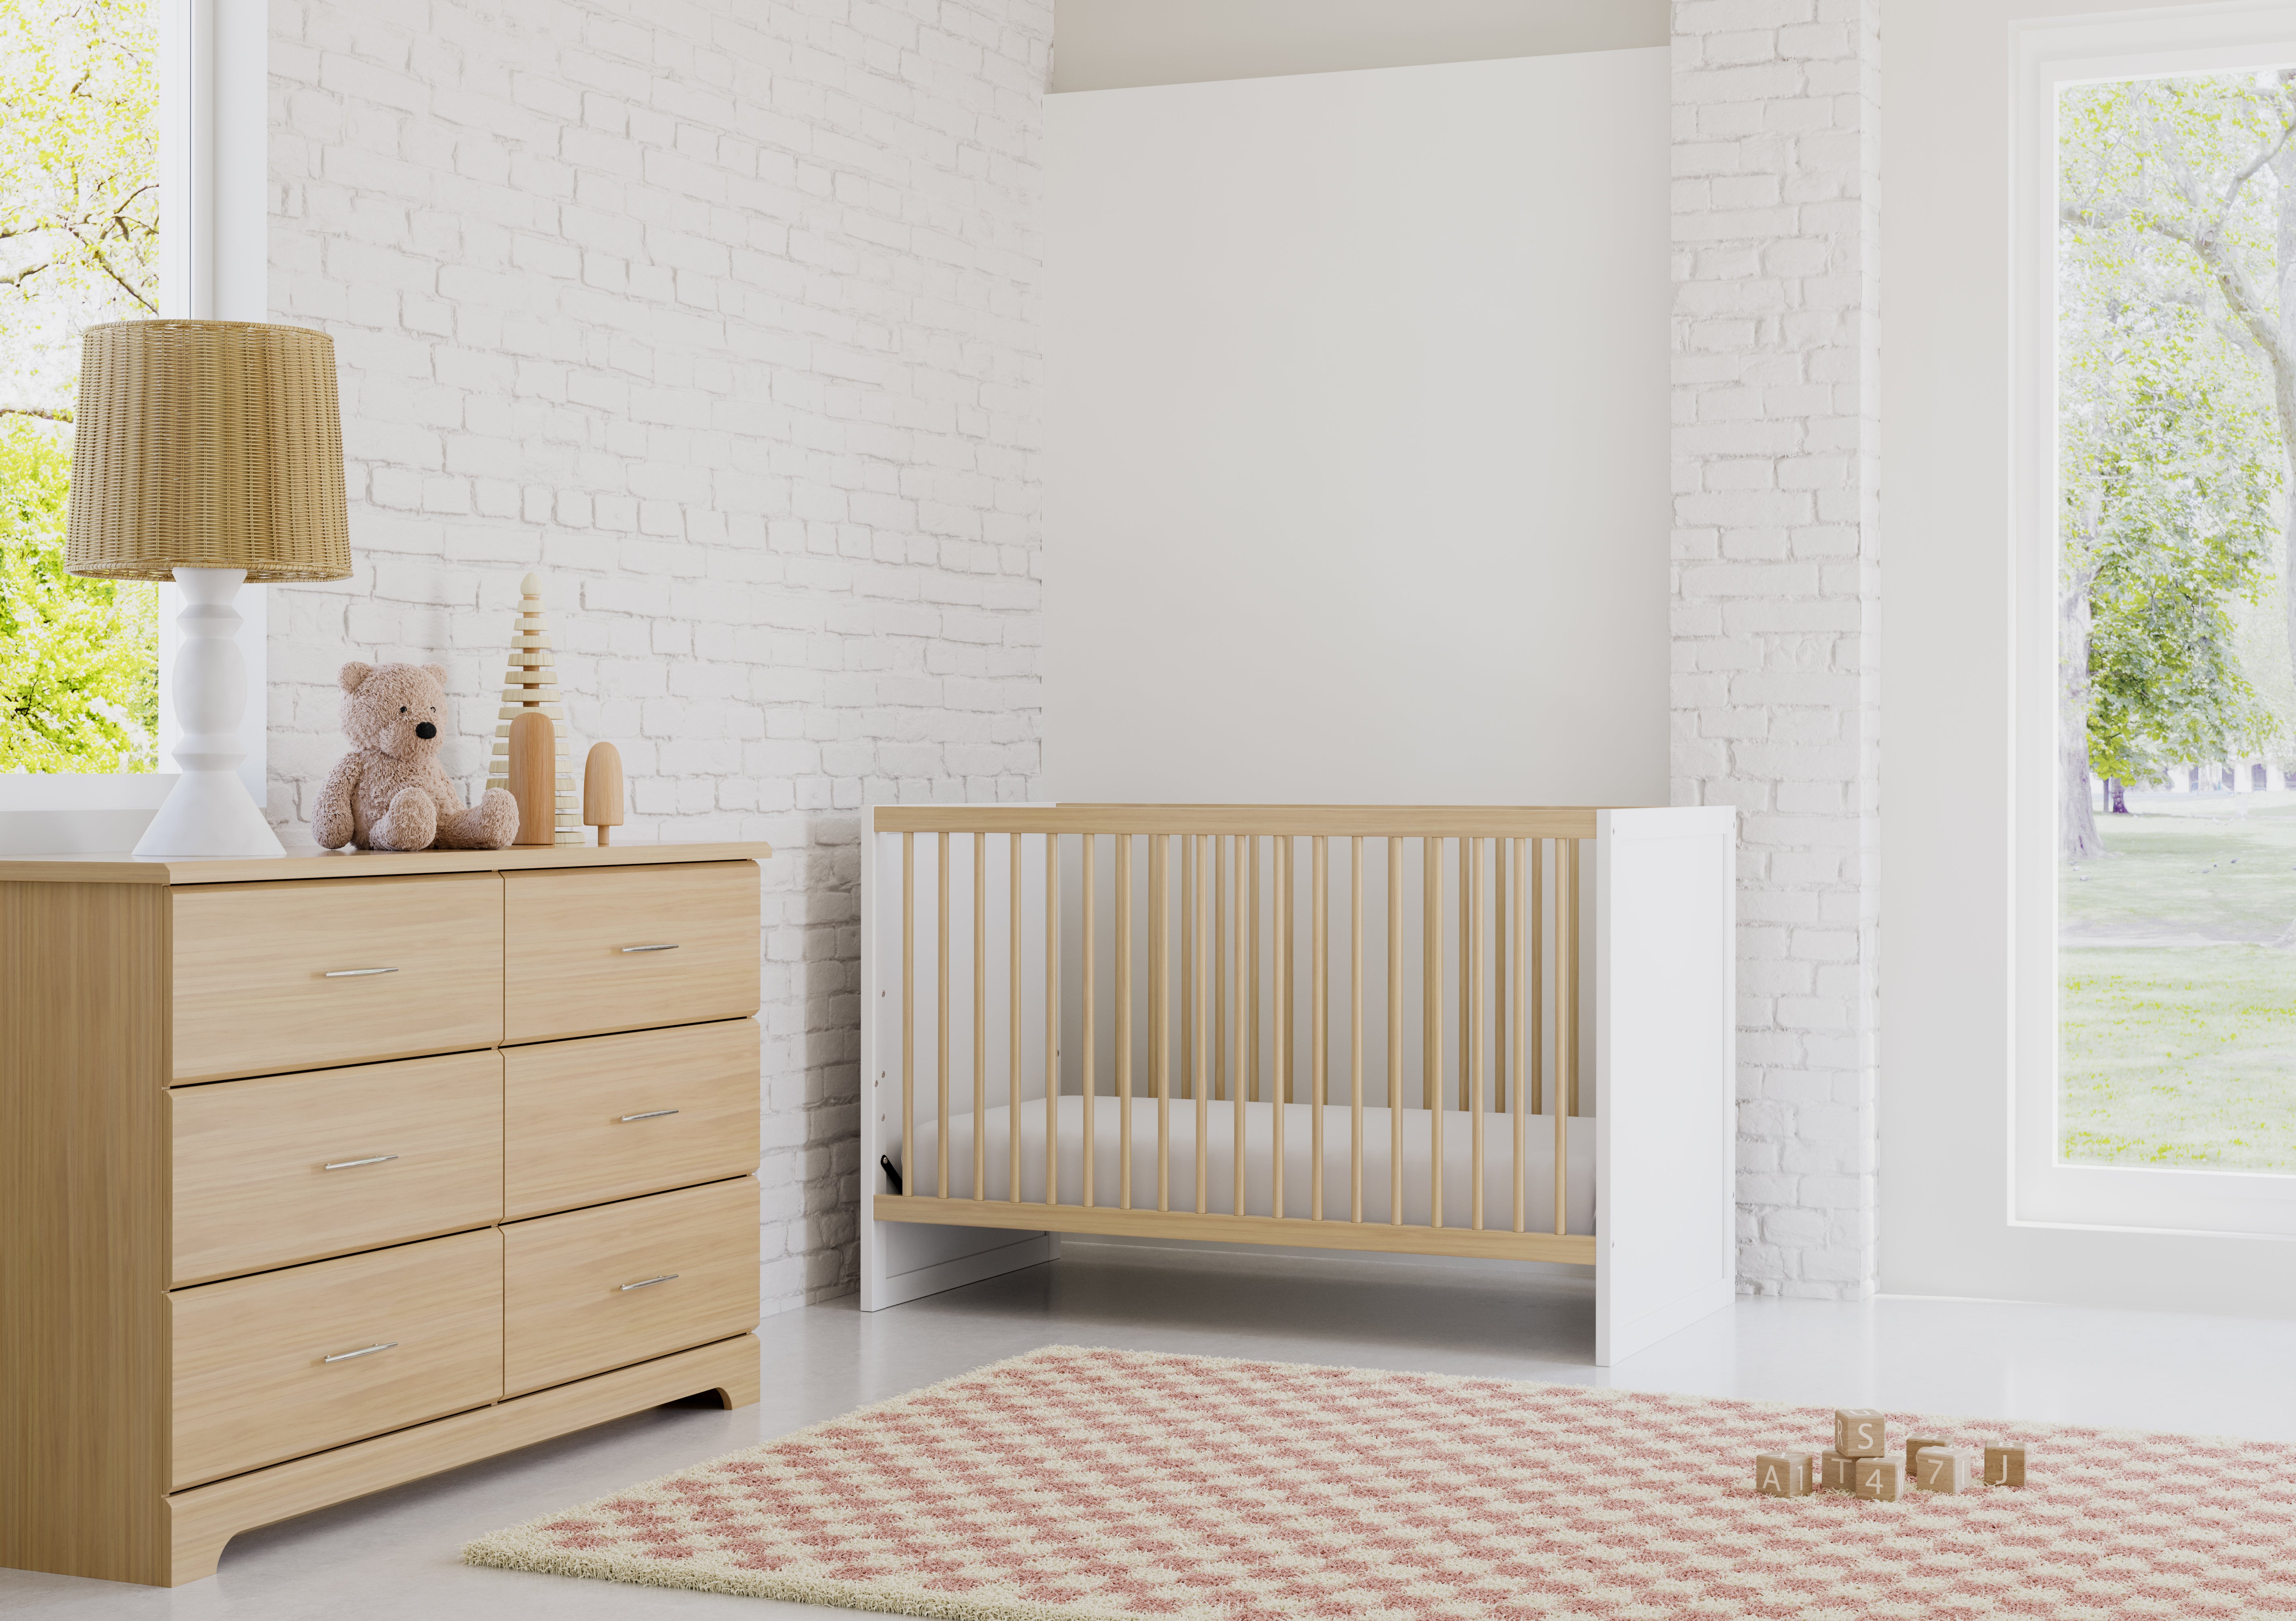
[0,841,773,1587]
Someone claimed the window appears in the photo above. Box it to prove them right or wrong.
[2016,8,2296,1238]
[0,0,163,774]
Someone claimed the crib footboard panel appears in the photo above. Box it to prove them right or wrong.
[1593,807,1737,1366]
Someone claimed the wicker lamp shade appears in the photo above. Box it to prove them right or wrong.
[65,319,351,582]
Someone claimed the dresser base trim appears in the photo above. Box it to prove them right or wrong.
[163,1332,761,1586]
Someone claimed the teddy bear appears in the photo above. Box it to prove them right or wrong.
[312,661,520,852]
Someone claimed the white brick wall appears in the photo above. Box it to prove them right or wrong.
[1671,0,1881,1298]
[262,0,1051,1313]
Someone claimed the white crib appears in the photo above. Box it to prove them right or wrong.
[858,804,1734,1367]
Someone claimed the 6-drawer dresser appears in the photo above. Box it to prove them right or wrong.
[0,841,773,1587]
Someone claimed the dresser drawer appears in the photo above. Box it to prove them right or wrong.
[169,1228,504,1491]
[505,1021,760,1220]
[503,862,758,1044]
[171,1052,504,1286]
[502,1178,758,1396]
[172,874,505,1083]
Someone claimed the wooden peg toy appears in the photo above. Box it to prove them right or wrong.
[582,741,625,845]
[1754,1453,1812,1497]
[1983,1445,2027,1488]
[508,711,556,847]
[1852,1455,1903,1501]
[1904,1435,1949,1476]
[1915,1449,1978,1495]
[1818,1450,1858,1493]
[1834,1408,1887,1458]
[488,571,581,845]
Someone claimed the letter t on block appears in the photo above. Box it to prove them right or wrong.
[1835,1408,1887,1458]
[1755,1453,1811,1497]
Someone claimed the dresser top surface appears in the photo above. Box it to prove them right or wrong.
[0,841,775,885]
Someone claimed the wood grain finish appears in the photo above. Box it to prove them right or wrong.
[0,881,171,1585]
[171,874,505,1083]
[874,1193,1598,1265]
[171,1052,505,1286]
[504,1020,760,1219]
[165,1333,760,1586]
[503,862,760,1044]
[0,840,774,886]
[169,1228,504,1491]
[502,1177,760,1396]
[874,805,1604,838]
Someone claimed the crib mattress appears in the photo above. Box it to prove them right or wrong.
[902,1095,1594,1232]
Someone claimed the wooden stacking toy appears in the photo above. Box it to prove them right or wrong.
[487,571,581,845]
[582,741,625,845]
[507,711,557,847]
[1759,1413,2026,1501]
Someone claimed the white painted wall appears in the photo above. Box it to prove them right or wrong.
[1042,50,1670,807]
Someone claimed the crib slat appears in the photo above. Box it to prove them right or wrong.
[1388,836,1403,1227]
[1232,835,1247,1217]
[1555,838,1572,1238]
[1513,837,1527,1234]
[1181,834,1194,1106]
[1010,832,1022,1202]
[1196,834,1209,1215]
[1272,837,1288,1221]
[1117,833,1133,1211]
[1046,832,1059,1208]
[1312,834,1327,1222]
[1215,833,1227,1103]
[938,831,950,1200]
[1350,836,1364,1224]
[1567,838,1582,1119]
[902,831,915,1207]
[974,832,987,1202]
[1471,836,1485,1232]
[1495,838,1508,1115]
[1530,838,1545,1116]
[1153,833,1170,1213]
[1248,835,1260,1107]
[1424,837,1443,1230]
[1459,833,1471,1114]
[1082,835,1097,1209]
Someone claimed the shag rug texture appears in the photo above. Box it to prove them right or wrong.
[465,1345,2296,1620]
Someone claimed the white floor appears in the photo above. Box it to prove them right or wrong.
[9,1241,2295,1618]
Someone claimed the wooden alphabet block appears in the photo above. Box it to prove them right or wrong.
[1754,1452,1812,1497]
[1852,1455,1903,1501]
[1904,1435,1949,1475]
[1818,1450,1858,1492]
[1915,1448,1978,1494]
[1983,1445,2027,1488]
[1834,1408,1887,1458]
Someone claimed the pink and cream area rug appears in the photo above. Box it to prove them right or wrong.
[465,1345,2296,1620]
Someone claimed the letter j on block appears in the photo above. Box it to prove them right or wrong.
[1835,1408,1886,1458]
[1755,1453,1811,1497]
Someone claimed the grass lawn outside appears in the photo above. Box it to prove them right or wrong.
[2062,791,2296,1172]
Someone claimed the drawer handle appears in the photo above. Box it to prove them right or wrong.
[323,1341,398,1364]
[619,1273,679,1292]
[619,1109,679,1123]
[323,1154,400,1171]
[324,967,400,978]
[619,943,679,954]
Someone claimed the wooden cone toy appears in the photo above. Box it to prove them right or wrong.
[487,572,581,845]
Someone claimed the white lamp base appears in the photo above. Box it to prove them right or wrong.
[134,567,284,860]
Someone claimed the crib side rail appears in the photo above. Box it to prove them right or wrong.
[868,804,1614,1267]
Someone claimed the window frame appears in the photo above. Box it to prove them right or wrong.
[0,0,268,848]
[2012,3,2296,1238]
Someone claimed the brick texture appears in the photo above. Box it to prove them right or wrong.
[262,0,1051,1312]
[1670,0,1881,1297]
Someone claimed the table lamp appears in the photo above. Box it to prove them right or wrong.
[66,320,351,858]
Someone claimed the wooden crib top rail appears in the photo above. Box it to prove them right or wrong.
[872,805,1608,838]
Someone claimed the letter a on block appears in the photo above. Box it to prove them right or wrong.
[1755,1453,1811,1497]
[1835,1407,1886,1458]
[1984,1445,2027,1487]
